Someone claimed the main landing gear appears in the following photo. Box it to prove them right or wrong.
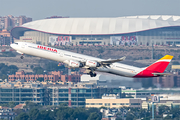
[88,71,97,77]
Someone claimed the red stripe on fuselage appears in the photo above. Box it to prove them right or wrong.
[134,61,170,78]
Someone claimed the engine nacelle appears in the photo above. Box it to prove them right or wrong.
[86,60,101,67]
[68,60,84,68]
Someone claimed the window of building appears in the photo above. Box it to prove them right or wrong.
[89,38,95,40]
[131,103,140,105]
[79,89,86,93]
[71,89,76,93]
[105,103,110,106]
[97,38,103,40]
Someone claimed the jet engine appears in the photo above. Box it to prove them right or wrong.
[85,60,101,67]
[68,60,84,68]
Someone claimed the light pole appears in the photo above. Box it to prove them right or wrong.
[152,102,154,120]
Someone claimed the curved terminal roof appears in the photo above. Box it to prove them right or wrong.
[11,15,180,39]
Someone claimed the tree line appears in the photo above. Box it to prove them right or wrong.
[15,102,102,120]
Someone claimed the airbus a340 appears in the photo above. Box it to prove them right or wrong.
[10,42,173,78]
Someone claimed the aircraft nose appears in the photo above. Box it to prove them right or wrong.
[10,43,15,49]
[10,44,14,48]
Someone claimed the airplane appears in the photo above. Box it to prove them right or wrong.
[10,42,173,78]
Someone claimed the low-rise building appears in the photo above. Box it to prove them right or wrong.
[0,109,17,120]
[86,94,141,108]
[8,71,81,82]
[122,88,180,98]
[0,81,47,105]
[142,95,180,109]
[49,85,121,107]
[0,80,122,107]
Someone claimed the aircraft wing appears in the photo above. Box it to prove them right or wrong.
[100,56,126,65]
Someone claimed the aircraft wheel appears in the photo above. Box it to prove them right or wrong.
[90,72,96,77]
[93,73,97,77]
[20,56,24,59]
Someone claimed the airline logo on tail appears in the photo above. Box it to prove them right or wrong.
[134,55,173,78]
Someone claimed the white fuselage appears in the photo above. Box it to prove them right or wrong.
[11,42,144,77]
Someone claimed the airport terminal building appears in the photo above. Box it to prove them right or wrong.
[11,15,180,46]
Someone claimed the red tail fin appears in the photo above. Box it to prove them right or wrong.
[145,55,173,73]
[134,55,173,77]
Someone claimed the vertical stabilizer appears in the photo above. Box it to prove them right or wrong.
[145,55,173,73]
[134,55,173,77]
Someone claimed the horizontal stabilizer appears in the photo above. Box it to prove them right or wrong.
[101,56,126,64]
[152,73,172,76]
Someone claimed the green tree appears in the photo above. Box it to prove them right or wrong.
[39,110,54,120]
[28,108,41,120]
[15,112,29,120]
[30,65,34,69]
[33,67,44,74]
[0,63,6,69]
[126,113,134,120]
[25,101,41,109]
[8,101,16,108]
[170,107,180,118]
[158,105,170,115]
[8,65,19,74]
[59,103,68,107]
[1,66,8,74]
[87,112,101,120]
[116,117,123,120]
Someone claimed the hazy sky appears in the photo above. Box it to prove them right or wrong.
[0,0,180,20]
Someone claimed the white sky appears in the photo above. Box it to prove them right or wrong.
[0,0,180,20]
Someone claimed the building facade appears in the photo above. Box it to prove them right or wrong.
[11,15,180,46]
[0,109,17,120]
[122,88,180,98]
[86,94,141,108]
[0,81,121,107]
[49,86,122,107]
[0,15,32,30]
[8,71,81,82]
[0,82,47,105]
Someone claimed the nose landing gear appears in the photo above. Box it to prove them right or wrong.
[20,56,24,59]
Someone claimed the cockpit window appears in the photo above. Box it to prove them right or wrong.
[15,43,18,45]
